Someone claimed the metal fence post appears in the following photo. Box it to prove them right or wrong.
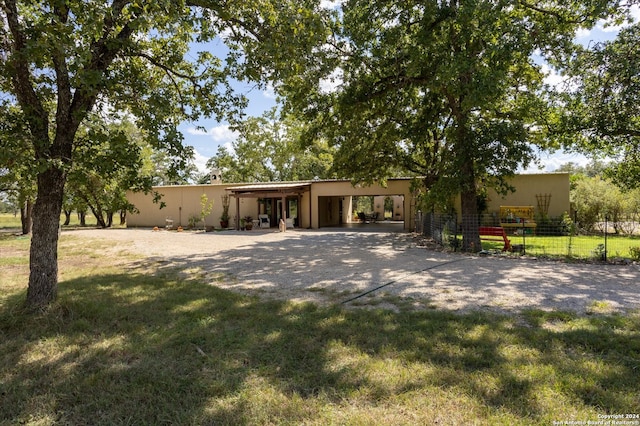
[604,215,609,262]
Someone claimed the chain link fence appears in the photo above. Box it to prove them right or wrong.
[417,211,640,262]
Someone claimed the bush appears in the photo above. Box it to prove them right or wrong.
[536,212,574,236]
[630,246,640,261]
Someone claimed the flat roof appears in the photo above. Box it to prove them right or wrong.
[226,182,312,192]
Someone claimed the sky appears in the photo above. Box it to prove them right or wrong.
[179,5,640,175]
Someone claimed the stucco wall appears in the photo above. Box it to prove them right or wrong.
[451,173,571,219]
[486,173,570,218]
[127,185,238,229]
[126,175,569,230]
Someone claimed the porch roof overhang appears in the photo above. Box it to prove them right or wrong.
[226,182,311,198]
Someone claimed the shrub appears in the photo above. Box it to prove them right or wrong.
[630,246,640,261]
[536,212,574,236]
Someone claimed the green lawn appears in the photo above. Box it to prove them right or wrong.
[0,212,117,230]
[0,212,22,229]
[479,233,640,260]
[1,233,639,425]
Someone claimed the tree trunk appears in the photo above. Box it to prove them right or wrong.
[459,149,481,252]
[26,167,66,310]
[460,185,481,252]
[20,198,33,235]
[63,209,72,226]
[119,210,126,226]
[79,211,86,226]
[91,206,108,228]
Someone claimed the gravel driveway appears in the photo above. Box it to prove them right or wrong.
[67,228,640,315]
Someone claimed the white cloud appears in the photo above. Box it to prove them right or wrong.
[540,63,567,89]
[186,127,209,136]
[520,150,591,174]
[208,124,239,145]
[262,83,277,100]
[320,0,343,9]
[575,27,592,39]
[319,68,343,94]
[192,148,210,174]
[186,124,239,145]
[632,4,640,22]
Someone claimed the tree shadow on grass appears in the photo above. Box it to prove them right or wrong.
[0,267,638,424]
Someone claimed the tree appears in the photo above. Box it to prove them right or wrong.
[571,175,625,232]
[0,103,36,234]
[554,160,609,178]
[0,0,328,310]
[199,193,213,230]
[206,108,336,183]
[148,148,200,186]
[277,0,624,251]
[556,22,640,190]
[554,160,611,191]
[65,119,154,228]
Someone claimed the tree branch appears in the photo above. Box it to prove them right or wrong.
[52,2,73,144]
[1,0,49,144]
[186,0,263,41]
[134,51,202,82]
[132,52,191,114]
[519,1,584,25]
[69,19,135,130]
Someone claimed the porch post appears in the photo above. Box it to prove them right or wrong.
[281,195,286,225]
[235,195,240,230]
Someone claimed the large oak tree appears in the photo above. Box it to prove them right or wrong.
[278,0,626,251]
[0,0,329,309]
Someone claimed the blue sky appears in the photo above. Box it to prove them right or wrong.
[180,5,639,175]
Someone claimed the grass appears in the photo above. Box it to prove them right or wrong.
[0,212,23,229]
[479,234,640,260]
[0,212,122,231]
[1,234,639,425]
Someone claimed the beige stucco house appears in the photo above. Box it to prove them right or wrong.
[125,173,570,231]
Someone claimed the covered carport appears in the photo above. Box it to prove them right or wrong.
[310,179,415,231]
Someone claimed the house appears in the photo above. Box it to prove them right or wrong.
[125,173,570,231]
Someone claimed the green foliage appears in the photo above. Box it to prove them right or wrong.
[352,196,374,215]
[1,0,325,307]
[557,22,640,189]
[65,119,152,228]
[187,214,200,229]
[629,246,640,261]
[0,103,37,233]
[536,212,575,236]
[199,193,213,230]
[592,243,607,261]
[206,108,336,183]
[220,194,230,223]
[0,197,13,214]
[277,0,622,251]
[571,176,629,232]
